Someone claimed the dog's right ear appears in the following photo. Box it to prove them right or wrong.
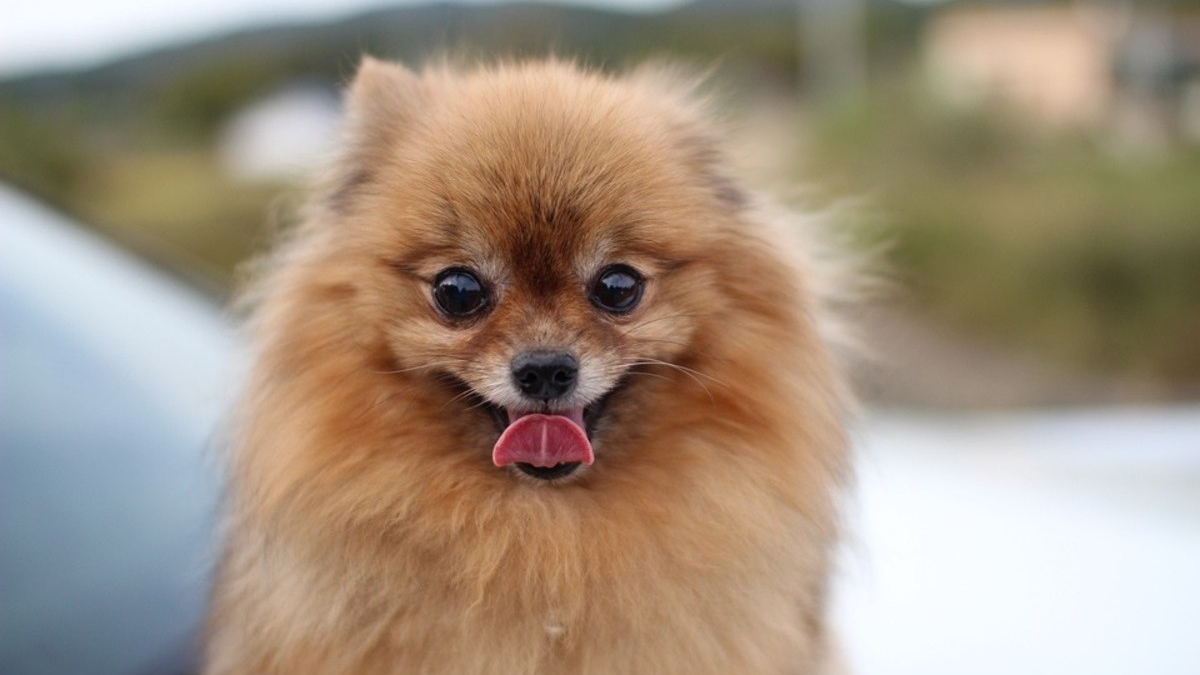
[329,57,424,213]
[345,57,423,136]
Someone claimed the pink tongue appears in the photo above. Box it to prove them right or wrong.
[492,410,594,468]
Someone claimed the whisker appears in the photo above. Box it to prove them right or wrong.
[621,370,673,384]
[439,387,481,411]
[622,312,700,333]
[619,357,723,402]
[619,358,724,383]
[461,397,496,412]
[626,337,690,349]
[645,359,727,386]
[372,361,463,375]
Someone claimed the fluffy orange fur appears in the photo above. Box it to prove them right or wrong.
[205,58,852,675]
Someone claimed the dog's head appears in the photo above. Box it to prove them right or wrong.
[324,59,799,484]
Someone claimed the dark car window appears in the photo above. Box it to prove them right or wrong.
[1,186,234,675]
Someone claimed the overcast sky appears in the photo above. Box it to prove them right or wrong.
[0,0,685,77]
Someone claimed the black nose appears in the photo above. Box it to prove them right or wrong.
[512,351,578,401]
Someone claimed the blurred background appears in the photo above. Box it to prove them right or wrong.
[2,1,1198,674]
[4,0,1200,404]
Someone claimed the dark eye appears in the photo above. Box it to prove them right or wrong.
[433,268,488,318]
[590,264,644,314]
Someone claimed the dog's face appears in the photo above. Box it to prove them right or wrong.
[335,61,749,483]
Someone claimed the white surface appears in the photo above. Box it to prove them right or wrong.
[0,184,237,432]
[837,408,1200,675]
[1,184,236,675]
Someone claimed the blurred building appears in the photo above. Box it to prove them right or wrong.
[218,82,342,182]
[924,4,1200,145]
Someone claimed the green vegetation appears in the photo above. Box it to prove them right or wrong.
[154,60,290,140]
[803,83,1200,383]
[0,106,286,288]
[81,150,292,284]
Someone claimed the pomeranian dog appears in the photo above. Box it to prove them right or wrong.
[205,57,852,675]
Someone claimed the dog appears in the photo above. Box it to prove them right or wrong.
[204,57,852,675]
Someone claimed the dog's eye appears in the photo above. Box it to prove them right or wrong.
[590,265,644,314]
[433,269,488,318]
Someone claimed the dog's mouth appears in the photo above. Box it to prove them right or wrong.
[479,388,618,482]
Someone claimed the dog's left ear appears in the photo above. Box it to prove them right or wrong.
[345,57,423,137]
[328,57,425,212]
[628,63,747,210]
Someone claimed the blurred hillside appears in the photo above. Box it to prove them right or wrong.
[2,0,1199,401]
[0,0,833,280]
